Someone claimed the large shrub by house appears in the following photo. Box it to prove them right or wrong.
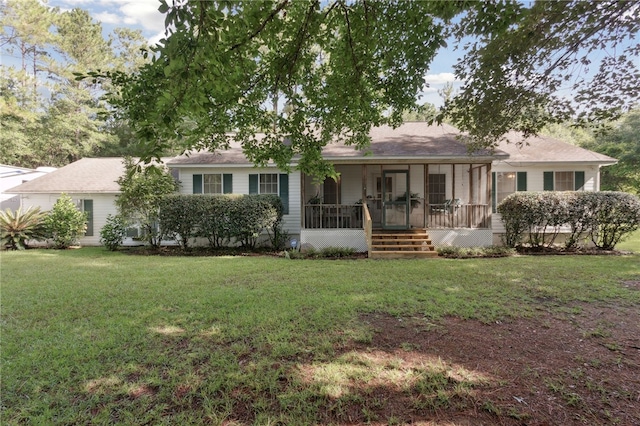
[158,194,283,250]
[44,194,88,249]
[498,191,640,250]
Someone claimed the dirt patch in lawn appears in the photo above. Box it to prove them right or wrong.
[323,303,639,425]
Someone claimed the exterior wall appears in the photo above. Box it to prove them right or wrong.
[174,166,302,236]
[18,192,119,246]
[491,163,601,233]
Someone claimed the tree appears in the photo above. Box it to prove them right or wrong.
[44,194,87,248]
[0,0,150,167]
[115,158,179,248]
[102,0,638,178]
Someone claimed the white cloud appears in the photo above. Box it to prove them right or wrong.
[423,72,459,85]
[118,1,166,34]
[93,11,121,25]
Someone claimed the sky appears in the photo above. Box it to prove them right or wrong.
[46,0,463,107]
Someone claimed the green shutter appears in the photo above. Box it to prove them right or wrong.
[279,174,289,215]
[83,200,93,237]
[574,171,585,190]
[491,172,496,213]
[249,174,258,194]
[223,174,233,194]
[193,174,203,194]
[516,172,527,191]
[543,172,554,191]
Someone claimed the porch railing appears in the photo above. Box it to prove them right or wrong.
[302,202,490,229]
[304,203,363,229]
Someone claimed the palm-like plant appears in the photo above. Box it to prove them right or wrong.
[0,207,48,250]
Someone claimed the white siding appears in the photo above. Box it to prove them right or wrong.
[175,166,302,235]
[491,164,601,233]
[19,193,119,246]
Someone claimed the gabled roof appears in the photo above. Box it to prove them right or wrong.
[6,158,126,194]
[168,122,509,166]
[496,132,617,165]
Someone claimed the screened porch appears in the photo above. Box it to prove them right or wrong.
[301,163,492,230]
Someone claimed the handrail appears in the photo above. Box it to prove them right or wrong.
[362,202,372,257]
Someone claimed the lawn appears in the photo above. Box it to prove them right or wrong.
[2,243,639,425]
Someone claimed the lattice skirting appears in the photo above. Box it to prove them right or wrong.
[428,229,493,248]
[300,229,368,252]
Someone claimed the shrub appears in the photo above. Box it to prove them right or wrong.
[0,206,48,250]
[228,195,279,249]
[194,195,233,248]
[100,214,127,251]
[44,194,87,249]
[436,246,516,258]
[584,192,640,250]
[158,194,203,250]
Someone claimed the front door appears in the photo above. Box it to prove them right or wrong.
[382,170,409,229]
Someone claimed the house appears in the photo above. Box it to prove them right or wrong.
[0,165,56,211]
[7,123,616,253]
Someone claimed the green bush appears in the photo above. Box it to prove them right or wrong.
[100,214,127,251]
[158,194,283,250]
[44,194,87,249]
[437,246,515,258]
[498,191,640,250]
[0,206,48,250]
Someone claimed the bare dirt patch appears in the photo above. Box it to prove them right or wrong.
[336,303,640,425]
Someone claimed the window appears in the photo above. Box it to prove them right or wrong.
[192,174,232,194]
[544,171,585,191]
[249,173,289,214]
[428,174,446,205]
[259,173,279,194]
[204,174,223,194]
[492,172,527,212]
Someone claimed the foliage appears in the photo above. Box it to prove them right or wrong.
[448,1,639,151]
[0,0,150,168]
[91,1,639,177]
[157,195,203,250]
[99,214,127,251]
[115,158,179,248]
[157,194,283,250]
[43,194,87,249]
[498,191,640,250]
[582,192,640,250]
[0,206,47,250]
[289,246,356,259]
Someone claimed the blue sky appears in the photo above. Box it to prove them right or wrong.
[46,0,462,107]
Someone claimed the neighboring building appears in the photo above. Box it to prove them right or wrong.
[7,123,616,252]
[0,165,56,211]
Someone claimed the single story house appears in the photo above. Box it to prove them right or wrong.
[7,123,616,255]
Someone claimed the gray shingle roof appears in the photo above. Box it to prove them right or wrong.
[496,132,617,164]
[168,122,509,165]
[6,158,126,194]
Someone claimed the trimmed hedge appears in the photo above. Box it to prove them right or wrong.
[498,191,640,250]
[158,194,283,250]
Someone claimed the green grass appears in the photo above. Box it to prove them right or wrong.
[617,228,640,252]
[1,248,639,424]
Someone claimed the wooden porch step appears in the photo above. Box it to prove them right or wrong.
[369,229,437,258]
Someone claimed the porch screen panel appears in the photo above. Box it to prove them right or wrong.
[428,174,446,205]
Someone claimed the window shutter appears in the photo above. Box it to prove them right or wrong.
[83,200,93,237]
[574,171,585,190]
[193,174,203,194]
[279,174,289,215]
[516,172,527,191]
[491,172,496,213]
[249,174,258,194]
[543,172,554,191]
[223,174,233,194]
